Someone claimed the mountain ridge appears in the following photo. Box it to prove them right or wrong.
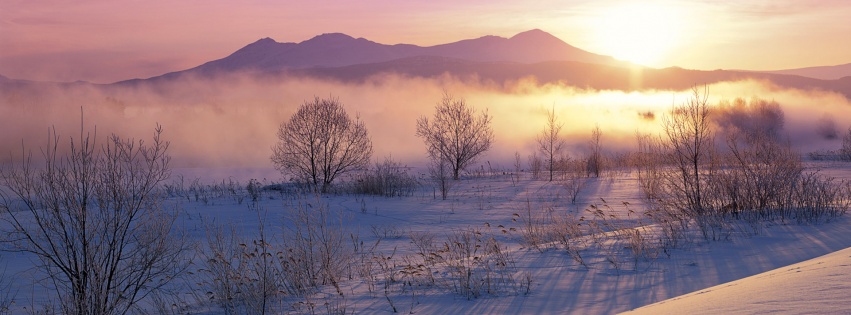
[105,55,851,100]
[156,29,625,79]
[762,63,851,81]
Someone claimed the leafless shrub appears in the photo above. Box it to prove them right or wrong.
[527,152,543,180]
[635,132,664,201]
[349,157,419,197]
[710,125,850,229]
[561,157,589,204]
[0,124,189,315]
[645,88,849,242]
[717,132,802,223]
[789,172,851,223]
[247,178,262,202]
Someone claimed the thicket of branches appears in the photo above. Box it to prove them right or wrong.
[637,88,851,241]
[347,157,419,197]
[0,125,189,315]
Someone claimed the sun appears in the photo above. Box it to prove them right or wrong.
[592,2,687,66]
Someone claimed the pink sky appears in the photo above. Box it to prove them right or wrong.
[1,0,850,83]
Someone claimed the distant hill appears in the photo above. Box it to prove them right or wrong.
[112,55,851,100]
[138,29,626,80]
[288,58,851,99]
[763,63,851,80]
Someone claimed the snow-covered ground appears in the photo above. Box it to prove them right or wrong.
[622,246,851,315]
[2,162,851,314]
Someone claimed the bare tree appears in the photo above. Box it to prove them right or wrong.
[661,86,715,217]
[586,124,603,178]
[0,124,188,315]
[272,97,373,193]
[429,157,454,200]
[416,93,493,180]
[536,105,565,182]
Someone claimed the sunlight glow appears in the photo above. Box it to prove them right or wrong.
[592,2,687,66]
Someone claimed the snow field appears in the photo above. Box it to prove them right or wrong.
[2,163,850,314]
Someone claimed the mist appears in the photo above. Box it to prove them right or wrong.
[2,74,850,178]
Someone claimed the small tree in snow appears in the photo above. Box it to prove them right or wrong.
[536,105,565,182]
[586,124,603,178]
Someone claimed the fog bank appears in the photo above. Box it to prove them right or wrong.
[2,74,850,176]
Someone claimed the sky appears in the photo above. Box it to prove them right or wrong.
[1,0,850,83]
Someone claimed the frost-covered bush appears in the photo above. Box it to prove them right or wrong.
[348,157,419,197]
[646,89,850,240]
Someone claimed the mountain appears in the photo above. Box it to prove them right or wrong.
[147,29,624,79]
[763,63,851,80]
[6,29,850,100]
[270,57,851,99]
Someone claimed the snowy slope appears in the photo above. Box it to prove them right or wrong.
[621,246,851,314]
